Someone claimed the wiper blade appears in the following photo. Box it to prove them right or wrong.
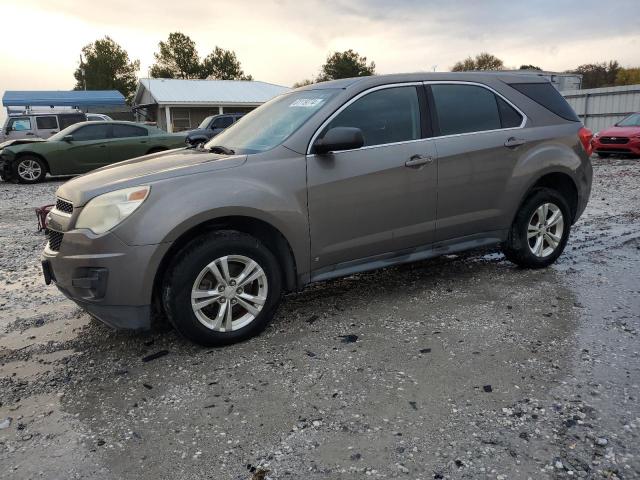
[208,145,235,155]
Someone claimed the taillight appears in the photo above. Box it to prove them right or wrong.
[578,127,593,156]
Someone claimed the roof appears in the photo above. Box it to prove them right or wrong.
[135,78,289,106]
[297,72,552,91]
[2,90,126,107]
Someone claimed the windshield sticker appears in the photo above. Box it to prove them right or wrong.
[290,98,325,108]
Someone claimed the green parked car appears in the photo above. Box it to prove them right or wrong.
[0,121,186,183]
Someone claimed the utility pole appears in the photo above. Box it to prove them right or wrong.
[79,54,86,90]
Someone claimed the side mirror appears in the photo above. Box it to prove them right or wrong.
[63,135,74,142]
[4,127,10,135]
[313,127,364,154]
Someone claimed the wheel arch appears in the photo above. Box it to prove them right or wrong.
[514,171,579,226]
[152,215,299,309]
[14,151,50,174]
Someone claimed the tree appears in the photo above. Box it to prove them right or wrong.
[451,52,504,72]
[73,36,140,103]
[150,32,202,79]
[569,61,620,89]
[150,32,252,81]
[519,64,542,71]
[202,47,252,80]
[318,50,375,81]
[615,68,640,86]
[292,79,314,88]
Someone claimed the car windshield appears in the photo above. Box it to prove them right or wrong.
[204,89,338,154]
[198,116,214,129]
[616,113,640,127]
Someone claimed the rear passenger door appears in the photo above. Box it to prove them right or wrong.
[107,124,150,163]
[427,82,526,242]
[35,115,59,138]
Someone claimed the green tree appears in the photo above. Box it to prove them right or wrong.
[150,32,202,79]
[318,50,375,81]
[202,47,252,80]
[292,79,314,88]
[519,64,542,71]
[614,67,640,86]
[569,61,620,89]
[73,36,140,103]
[150,32,252,81]
[451,52,504,72]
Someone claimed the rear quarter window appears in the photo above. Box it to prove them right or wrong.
[508,82,579,122]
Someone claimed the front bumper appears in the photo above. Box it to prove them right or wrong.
[592,137,640,155]
[42,228,170,330]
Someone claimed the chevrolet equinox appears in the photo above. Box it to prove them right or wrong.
[42,73,593,346]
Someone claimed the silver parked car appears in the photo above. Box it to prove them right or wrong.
[1,111,87,142]
[42,73,593,346]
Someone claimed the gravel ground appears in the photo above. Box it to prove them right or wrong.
[1,158,639,480]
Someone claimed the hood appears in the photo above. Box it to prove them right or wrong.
[597,125,640,137]
[56,148,247,206]
[0,138,46,149]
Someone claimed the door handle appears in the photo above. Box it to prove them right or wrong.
[405,154,434,168]
[98,145,107,148]
[504,137,526,148]
[26,132,34,136]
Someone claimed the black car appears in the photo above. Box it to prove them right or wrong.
[184,113,245,146]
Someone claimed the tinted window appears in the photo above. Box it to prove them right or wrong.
[212,116,233,129]
[431,84,501,135]
[497,97,523,128]
[58,114,86,129]
[617,113,640,127]
[112,124,147,138]
[509,82,579,122]
[9,118,32,131]
[324,86,421,147]
[72,124,110,141]
[36,116,58,130]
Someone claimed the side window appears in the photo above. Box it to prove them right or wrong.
[72,124,110,141]
[431,84,502,135]
[112,124,147,138]
[212,116,233,129]
[36,116,59,130]
[8,118,32,131]
[323,86,421,147]
[58,114,86,129]
[497,97,523,128]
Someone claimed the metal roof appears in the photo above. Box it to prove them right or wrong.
[135,78,289,106]
[2,90,126,107]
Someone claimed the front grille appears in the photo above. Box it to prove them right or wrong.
[55,198,73,214]
[47,230,64,252]
[600,136,629,145]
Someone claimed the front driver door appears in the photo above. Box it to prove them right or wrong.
[307,84,438,275]
[48,123,111,175]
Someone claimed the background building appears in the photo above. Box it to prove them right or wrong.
[507,70,583,91]
[133,78,289,132]
[561,84,640,131]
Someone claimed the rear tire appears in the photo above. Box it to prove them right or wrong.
[13,156,46,183]
[162,230,282,347]
[596,152,611,158]
[502,188,571,268]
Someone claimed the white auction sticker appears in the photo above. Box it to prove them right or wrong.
[290,98,325,107]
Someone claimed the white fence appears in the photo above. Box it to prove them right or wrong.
[561,85,640,132]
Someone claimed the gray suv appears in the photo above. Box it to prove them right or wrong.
[42,73,593,346]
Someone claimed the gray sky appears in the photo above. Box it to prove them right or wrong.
[1,0,639,123]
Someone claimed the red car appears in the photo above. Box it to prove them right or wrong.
[592,113,640,158]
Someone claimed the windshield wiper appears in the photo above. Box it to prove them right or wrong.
[208,145,235,155]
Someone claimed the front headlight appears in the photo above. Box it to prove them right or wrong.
[76,186,150,234]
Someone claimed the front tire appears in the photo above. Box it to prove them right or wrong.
[596,152,611,159]
[162,230,282,347]
[13,156,46,183]
[502,188,571,268]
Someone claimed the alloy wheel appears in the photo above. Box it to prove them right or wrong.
[17,159,42,181]
[527,202,564,258]
[190,255,268,332]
